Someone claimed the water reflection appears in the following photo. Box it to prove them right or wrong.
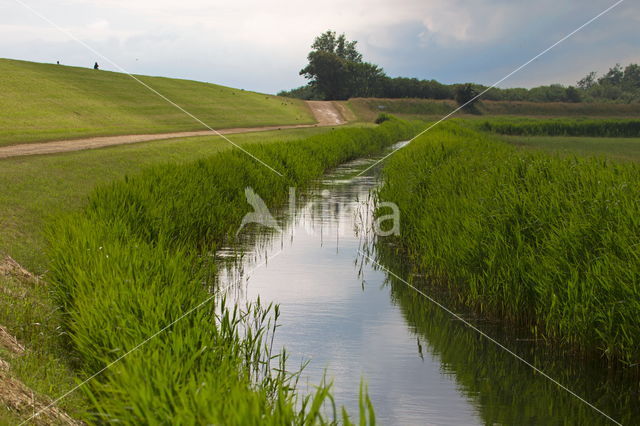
[215,147,639,425]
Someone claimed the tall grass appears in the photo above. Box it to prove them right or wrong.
[47,118,423,424]
[373,244,639,425]
[378,123,640,363]
[479,118,640,137]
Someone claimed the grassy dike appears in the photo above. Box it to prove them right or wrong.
[0,58,314,146]
[377,123,640,364]
[44,119,423,424]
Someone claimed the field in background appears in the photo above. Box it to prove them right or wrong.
[504,136,640,162]
[474,117,640,162]
[344,97,640,122]
[0,59,315,146]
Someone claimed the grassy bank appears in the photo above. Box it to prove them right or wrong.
[0,126,340,274]
[378,123,640,363]
[45,119,423,423]
[0,58,314,146]
[0,271,89,423]
[0,126,335,423]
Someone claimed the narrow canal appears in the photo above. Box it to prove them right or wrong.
[216,144,639,425]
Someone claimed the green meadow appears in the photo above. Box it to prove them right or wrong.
[0,58,314,146]
[504,135,640,162]
[344,97,640,122]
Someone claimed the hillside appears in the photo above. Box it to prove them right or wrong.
[344,97,640,122]
[0,58,315,146]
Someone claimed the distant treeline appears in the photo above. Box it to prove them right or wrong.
[280,31,640,104]
[280,77,586,103]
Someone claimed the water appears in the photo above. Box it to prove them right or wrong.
[216,145,640,425]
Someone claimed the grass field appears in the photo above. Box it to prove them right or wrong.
[476,117,640,162]
[3,56,640,421]
[344,97,640,122]
[0,126,343,274]
[0,58,315,146]
[504,135,640,162]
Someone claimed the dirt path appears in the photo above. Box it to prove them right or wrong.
[0,101,346,159]
[305,100,346,125]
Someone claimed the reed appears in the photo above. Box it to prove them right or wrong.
[478,118,640,137]
[378,123,640,363]
[47,118,422,423]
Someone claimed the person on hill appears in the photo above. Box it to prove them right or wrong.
[94,62,99,70]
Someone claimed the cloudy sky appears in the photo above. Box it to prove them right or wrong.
[1,0,638,94]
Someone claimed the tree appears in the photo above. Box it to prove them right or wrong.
[277,85,321,100]
[300,30,368,100]
[622,64,640,90]
[346,61,387,98]
[564,86,581,103]
[598,64,624,86]
[300,50,350,100]
[577,71,597,90]
[455,83,480,112]
[309,30,362,62]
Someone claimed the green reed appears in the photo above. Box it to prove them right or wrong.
[478,118,640,137]
[378,123,640,364]
[46,118,423,424]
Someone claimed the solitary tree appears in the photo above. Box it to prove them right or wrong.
[300,30,376,100]
[307,30,362,62]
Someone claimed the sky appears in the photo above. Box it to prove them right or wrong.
[1,0,638,94]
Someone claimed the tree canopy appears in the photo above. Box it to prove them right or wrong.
[299,30,385,100]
